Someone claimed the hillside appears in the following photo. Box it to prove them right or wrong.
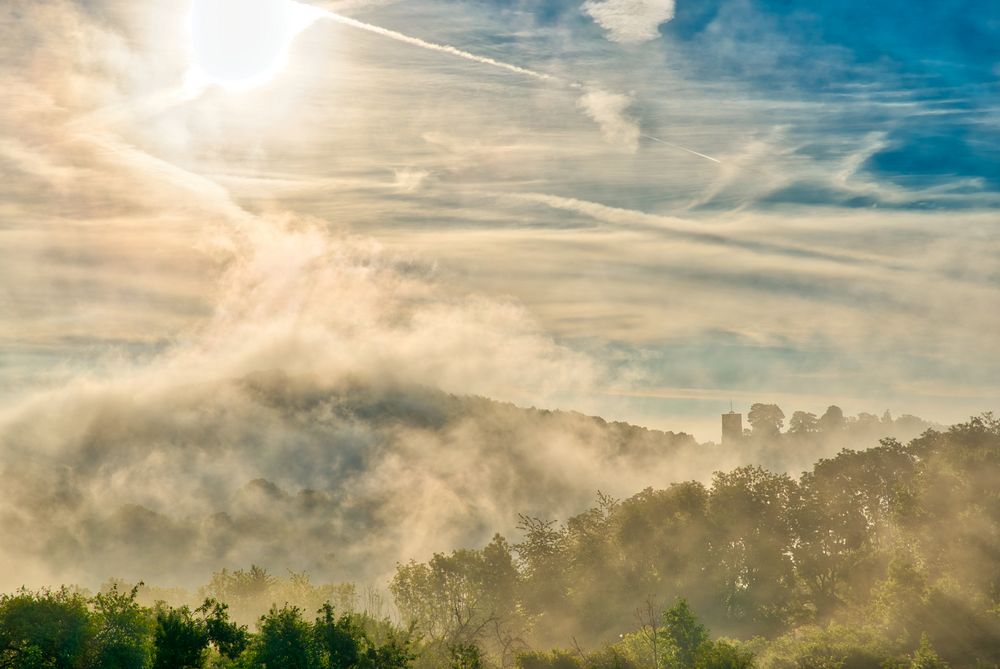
[0,371,935,592]
[0,372,697,590]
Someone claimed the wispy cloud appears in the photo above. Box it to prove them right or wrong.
[305,3,715,159]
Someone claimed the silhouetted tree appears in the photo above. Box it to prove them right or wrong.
[818,406,846,433]
[788,411,819,435]
[747,404,784,438]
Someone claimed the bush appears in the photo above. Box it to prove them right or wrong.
[0,587,96,669]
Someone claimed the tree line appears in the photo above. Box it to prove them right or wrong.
[0,584,413,669]
[389,414,999,668]
[741,403,928,441]
[2,414,997,668]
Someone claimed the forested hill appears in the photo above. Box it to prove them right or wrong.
[238,371,700,462]
[0,372,698,591]
[0,371,936,592]
[386,414,1000,668]
[2,414,997,669]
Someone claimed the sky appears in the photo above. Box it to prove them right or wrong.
[1,0,999,442]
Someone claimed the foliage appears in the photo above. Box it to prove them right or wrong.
[517,649,583,669]
[198,599,249,660]
[152,605,208,669]
[660,599,709,669]
[392,534,524,667]
[198,567,356,627]
[909,634,948,669]
[748,405,785,438]
[2,413,998,669]
[694,641,754,669]
[313,603,363,669]
[245,605,318,669]
[91,584,155,669]
[391,413,1000,668]
[0,587,95,669]
[449,643,485,669]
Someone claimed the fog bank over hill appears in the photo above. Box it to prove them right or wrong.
[0,369,933,593]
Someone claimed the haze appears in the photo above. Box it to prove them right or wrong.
[1,0,998,596]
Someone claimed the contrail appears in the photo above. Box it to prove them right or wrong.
[641,134,721,163]
[309,6,558,83]
[302,2,720,165]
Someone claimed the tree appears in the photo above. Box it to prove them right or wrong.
[449,643,484,669]
[788,412,819,435]
[660,599,709,669]
[694,641,754,669]
[516,650,582,669]
[614,484,711,611]
[359,632,413,669]
[854,413,880,431]
[707,468,799,632]
[152,605,208,669]
[391,534,522,665]
[92,584,155,669]
[202,565,277,623]
[910,633,948,669]
[514,517,567,619]
[0,587,95,669]
[793,441,917,616]
[586,647,639,669]
[247,605,317,669]
[818,406,846,433]
[634,598,663,669]
[197,599,248,660]
[313,603,363,669]
[747,404,784,438]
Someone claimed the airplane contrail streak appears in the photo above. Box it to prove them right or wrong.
[302,2,721,165]
[310,6,558,83]
[641,134,722,163]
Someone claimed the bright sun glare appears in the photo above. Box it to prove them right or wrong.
[189,0,322,88]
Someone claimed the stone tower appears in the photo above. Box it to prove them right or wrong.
[722,409,743,446]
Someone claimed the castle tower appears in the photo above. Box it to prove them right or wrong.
[721,409,743,446]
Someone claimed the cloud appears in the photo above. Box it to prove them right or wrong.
[576,88,640,151]
[583,0,676,44]
[393,167,431,192]
[0,370,716,592]
[2,0,999,596]
[0,120,626,591]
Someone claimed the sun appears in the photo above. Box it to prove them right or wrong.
[188,0,322,89]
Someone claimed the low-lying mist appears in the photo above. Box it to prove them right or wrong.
[0,364,933,593]
[0,214,935,594]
